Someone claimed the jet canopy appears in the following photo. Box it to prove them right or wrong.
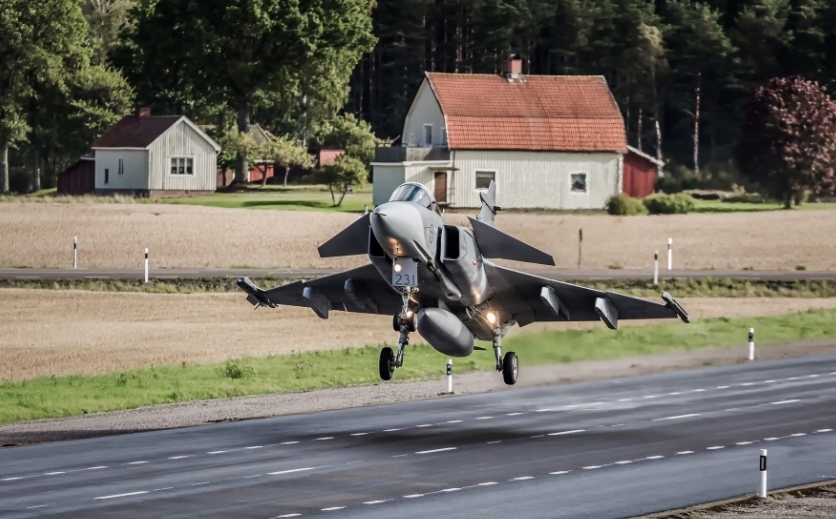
[389,182,435,208]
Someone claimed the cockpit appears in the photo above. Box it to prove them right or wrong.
[388,182,441,214]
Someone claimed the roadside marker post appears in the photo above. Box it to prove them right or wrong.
[667,238,673,270]
[759,449,768,498]
[653,251,659,286]
[73,237,78,269]
[748,328,755,361]
[577,228,583,269]
[144,248,149,284]
[447,359,453,394]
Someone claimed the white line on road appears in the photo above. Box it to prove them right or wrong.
[281,441,299,445]
[478,481,499,486]
[125,461,148,465]
[153,487,174,491]
[808,374,820,378]
[245,446,263,449]
[707,446,725,450]
[583,466,602,470]
[392,454,407,458]
[268,466,324,476]
[475,416,493,420]
[741,382,756,386]
[764,437,780,441]
[643,395,659,399]
[190,482,209,486]
[416,424,433,428]
[272,514,301,518]
[208,451,227,454]
[446,420,463,424]
[771,399,800,405]
[765,380,777,383]
[791,433,807,437]
[617,398,633,402]
[506,413,523,416]
[547,429,585,436]
[736,441,755,445]
[511,477,533,481]
[716,386,730,389]
[315,437,334,441]
[242,475,262,479]
[26,505,48,509]
[653,414,700,421]
[404,494,424,499]
[86,466,107,470]
[45,472,66,475]
[550,470,572,475]
[614,461,633,465]
[441,487,461,492]
[815,429,833,433]
[668,392,682,396]
[692,389,706,392]
[322,506,345,511]
[416,447,457,455]
[2,476,34,481]
[94,491,148,500]
[676,451,694,455]
[168,455,191,460]
[350,432,369,436]
[384,428,401,432]
[364,500,390,505]
[487,440,502,444]
[646,455,665,460]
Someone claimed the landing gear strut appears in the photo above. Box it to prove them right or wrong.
[493,331,518,385]
[380,289,417,381]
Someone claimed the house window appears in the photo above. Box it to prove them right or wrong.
[441,127,447,146]
[104,169,109,184]
[475,170,495,190]
[424,124,433,146]
[570,172,587,193]
[118,158,124,175]
[170,157,194,175]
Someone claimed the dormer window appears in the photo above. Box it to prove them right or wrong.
[424,124,433,146]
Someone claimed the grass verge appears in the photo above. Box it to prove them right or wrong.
[3,277,836,298]
[2,309,835,424]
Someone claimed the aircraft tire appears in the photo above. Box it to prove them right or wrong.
[502,352,518,385]
[379,347,395,381]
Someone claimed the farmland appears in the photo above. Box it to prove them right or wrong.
[1,201,835,270]
[2,288,836,382]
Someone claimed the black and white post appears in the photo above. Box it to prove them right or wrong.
[748,327,755,361]
[667,238,673,271]
[653,250,659,286]
[446,358,453,394]
[73,237,78,269]
[144,248,149,284]
[759,449,768,498]
[577,228,583,269]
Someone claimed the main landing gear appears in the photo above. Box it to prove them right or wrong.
[493,332,518,386]
[379,289,416,381]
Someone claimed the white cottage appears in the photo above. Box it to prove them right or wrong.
[372,57,629,210]
[91,108,221,197]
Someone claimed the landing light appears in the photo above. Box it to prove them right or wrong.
[393,263,402,273]
[486,312,497,325]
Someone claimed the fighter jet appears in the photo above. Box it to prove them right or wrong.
[238,181,690,385]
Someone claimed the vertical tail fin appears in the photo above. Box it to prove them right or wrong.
[476,180,501,226]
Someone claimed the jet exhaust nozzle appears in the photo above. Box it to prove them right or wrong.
[416,308,474,357]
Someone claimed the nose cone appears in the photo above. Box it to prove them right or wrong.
[371,202,428,259]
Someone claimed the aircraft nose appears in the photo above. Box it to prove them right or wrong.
[371,202,428,259]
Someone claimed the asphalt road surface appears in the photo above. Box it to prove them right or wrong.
[1,354,835,519]
[1,267,834,281]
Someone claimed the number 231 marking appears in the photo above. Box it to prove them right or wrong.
[394,273,417,286]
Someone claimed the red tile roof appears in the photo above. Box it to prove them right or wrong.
[91,116,182,149]
[426,73,626,152]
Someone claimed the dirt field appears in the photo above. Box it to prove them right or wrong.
[1,202,835,270]
[2,288,836,382]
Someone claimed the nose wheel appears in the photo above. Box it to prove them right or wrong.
[380,289,417,381]
[493,332,518,385]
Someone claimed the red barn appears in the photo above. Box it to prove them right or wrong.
[622,146,663,198]
[57,157,95,195]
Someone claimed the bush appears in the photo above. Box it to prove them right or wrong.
[642,193,696,214]
[606,194,647,215]
[723,192,767,204]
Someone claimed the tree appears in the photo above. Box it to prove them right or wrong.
[735,76,836,208]
[312,155,367,206]
[216,129,258,185]
[309,114,378,166]
[83,0,135,65]
[258,136,315,187]
[123,0,375,184]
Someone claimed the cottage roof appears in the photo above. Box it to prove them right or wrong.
[92,114,221,151]
[425,73,627,152]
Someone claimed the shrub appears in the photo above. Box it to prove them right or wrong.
[642,193,696,214]
[218,361,255,379]
[723,192,767,204]
[606,194,647,215]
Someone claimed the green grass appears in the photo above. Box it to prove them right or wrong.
[162,184,373,213]
[692,199,836,213]
[4,277,836,298]
[2,309,835,424]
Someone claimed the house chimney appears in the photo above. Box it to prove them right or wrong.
[505,54,525,82]
[138,107,151,118]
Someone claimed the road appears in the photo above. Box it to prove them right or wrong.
[1,267,834,281]
[1,354,834,518]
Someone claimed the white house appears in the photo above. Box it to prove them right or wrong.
[91,108,221,197]
[372,56,630,209]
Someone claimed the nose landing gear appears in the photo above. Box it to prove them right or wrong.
[380,289,417,381]
[492,331,518,386]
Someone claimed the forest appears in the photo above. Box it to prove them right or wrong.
[2,0,836,195]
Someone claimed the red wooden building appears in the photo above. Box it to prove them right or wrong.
[56,157,95,195]
[622,146,664,198]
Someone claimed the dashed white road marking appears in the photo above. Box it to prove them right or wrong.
[653,414,699,422]
[153,487,174,491]
[668,392,682,396]
[273,514,301,518]
[364,500,390,505]
[808,374,820,378]
[617,398,633,402]
[384,428,402,432]
[416,424,433,428]
[190,482,209,486]
[1,477,28,482]
[643,395,659,399]
[764,437,780,441]
[245,445,263,449]
[478,481,499,486]
[351,432,369,436]
[487,440,502,445]
[416,447,457,455]
[506,413,523,416]
[446,420,463,424]
[815,429,833,433]
[268,466,324,476]
[740,382,756,386]
[45,471,66,475]
[322,506,345,511]
[646,455,664,460]
[441,487,461,492]
[26,505,49,509]
[791,433,807,437]
[315,437,334,441]
[531,434,545,439]
[692,389,706,392]
[95,491,148,500]
[707,446,725,450]
[547,429,585,436]
[725,408,739,412]
[771,399,800,405]
[614,461,633,465]
[716,386,730,389]
[208,451,227,454]
[281,441,300,445]
[736,441,755,446]
[243,475,262,479]
[583,466,602,470]
[404,494,424,499]
[125,461,148,465]
[168,455,191,460]
[511,476,534,481]
[550,471,572,475]
[475,416,493,420]
[392,454,408,458]
[676,451,694,455]
[765,380,777,383]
